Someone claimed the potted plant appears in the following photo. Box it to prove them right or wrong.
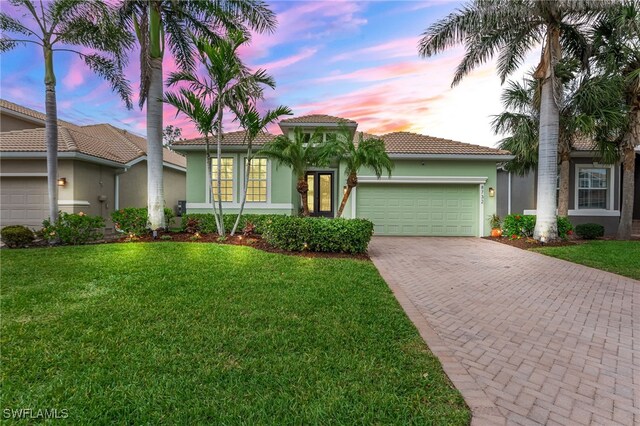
[489,214,502,237]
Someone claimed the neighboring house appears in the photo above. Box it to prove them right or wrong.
[497,138,640,235]
[0,99,186,230]
[172,114,513,237]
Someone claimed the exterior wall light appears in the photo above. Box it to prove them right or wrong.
[488,187,495,197]
[57,177,67,186]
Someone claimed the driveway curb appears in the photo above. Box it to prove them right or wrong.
[378,262,506,426]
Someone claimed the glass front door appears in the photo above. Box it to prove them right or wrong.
[306,171,334,217]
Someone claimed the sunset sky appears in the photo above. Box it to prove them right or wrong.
[0,1,538,147]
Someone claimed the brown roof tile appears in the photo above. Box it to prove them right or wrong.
[379,132,510,156]
[0,102,186,168]
[280,114,356,124]
[173,130,276,147]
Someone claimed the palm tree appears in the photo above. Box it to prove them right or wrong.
[493,67,625,216]
[0,0,133,225]
[323,128,393,218]
[419,0,611,241]
[259,127,326,216]
[167,32,276,236]
[591,1,640,239]
[230,103,292,236]
[163,88,222,233]
[120,0,276,230]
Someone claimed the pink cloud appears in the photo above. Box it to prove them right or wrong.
[255,47,318,71]
[315,62,427,83]
[330,37,422,63]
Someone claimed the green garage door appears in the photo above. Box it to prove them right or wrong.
[356,184,479,236]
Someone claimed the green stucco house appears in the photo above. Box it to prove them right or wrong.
[171,115,513,237]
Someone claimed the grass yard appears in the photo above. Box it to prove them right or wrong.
[533,240,640,280]
[1,243,469,424]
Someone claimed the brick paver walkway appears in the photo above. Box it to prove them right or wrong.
[370,237,639,426]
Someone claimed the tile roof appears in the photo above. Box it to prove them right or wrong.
[571,134,597,151]
[280,114,357,124]
[377,132,511,156]
[0,98,82,130]
[172,130,276,146]
[0,101,186,168]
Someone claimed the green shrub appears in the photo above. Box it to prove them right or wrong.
[557,217,573,239]
[42,212,105,245]
[575,223,604,240]
[262,216,374,254]
[111,207,175,235]
[0,225,35,248]
[502,214,573,239]
[181,214,285,235]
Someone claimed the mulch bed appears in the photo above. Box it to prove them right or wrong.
[482,235,581,250]
[112,231,371,261]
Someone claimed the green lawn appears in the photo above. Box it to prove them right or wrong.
[1,243,469,424]
[533,240,640,280]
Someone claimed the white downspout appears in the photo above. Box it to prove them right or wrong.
[508,171,512,215]
[115,174,120,211]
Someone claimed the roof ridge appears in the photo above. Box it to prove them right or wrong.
[59,127,77,151]
[102,124,146,157]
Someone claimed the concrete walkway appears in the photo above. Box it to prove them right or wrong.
[370,237,639,426]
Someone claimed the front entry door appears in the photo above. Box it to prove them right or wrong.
[306,171,334,217]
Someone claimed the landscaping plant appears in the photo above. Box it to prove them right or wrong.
[262,216,374,254]
[0,225,35,248]
[42,212,104,245]
[323,127,393,217]
[575,223,605,240]
[111,207,174,235]
[502,214,573,240]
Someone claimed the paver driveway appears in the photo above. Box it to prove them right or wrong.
[370,237,639,426]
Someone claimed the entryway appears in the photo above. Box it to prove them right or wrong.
[306,171,334,217]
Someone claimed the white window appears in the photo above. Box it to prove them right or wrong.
[577,167,609,209]
[211,157,234,202]
[246,158,267,202]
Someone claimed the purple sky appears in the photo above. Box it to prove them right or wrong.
[0,1,538,147]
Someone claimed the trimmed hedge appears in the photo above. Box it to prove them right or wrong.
[180,213,285,235]
[575,223,604,240]
[502,214,573,239]
[42,212,105,245]
[0,225,35,248]
[111,207,175,235]
[262,216,374,254]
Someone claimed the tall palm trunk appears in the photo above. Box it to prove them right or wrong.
[533,27,560,241]
[231,142,251,236]
[558,150,570,216]
[337,172,357,218]
[617,108,639,239]
[147,57,165,229]
[43,43,59,225]
[297,178,309,216]
[216,101,225,236]
[204,135,222,233]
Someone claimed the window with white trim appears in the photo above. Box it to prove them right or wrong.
[246,158,267,202]
[577,167,609,209]
[211,157,234,202]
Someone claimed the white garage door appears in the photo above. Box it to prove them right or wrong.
[0,177,49,228]
[356,184,479,236]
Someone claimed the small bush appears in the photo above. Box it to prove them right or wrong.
[42,212,105,245]
[575,223,604,240]
[1,225,35,248]
[111,207,175,235]
[502,214,573,239]
[262,216,374,254]
[180,214,285,235]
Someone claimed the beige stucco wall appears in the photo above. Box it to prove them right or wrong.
[118,162,186,213]
[0,114,44,132]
